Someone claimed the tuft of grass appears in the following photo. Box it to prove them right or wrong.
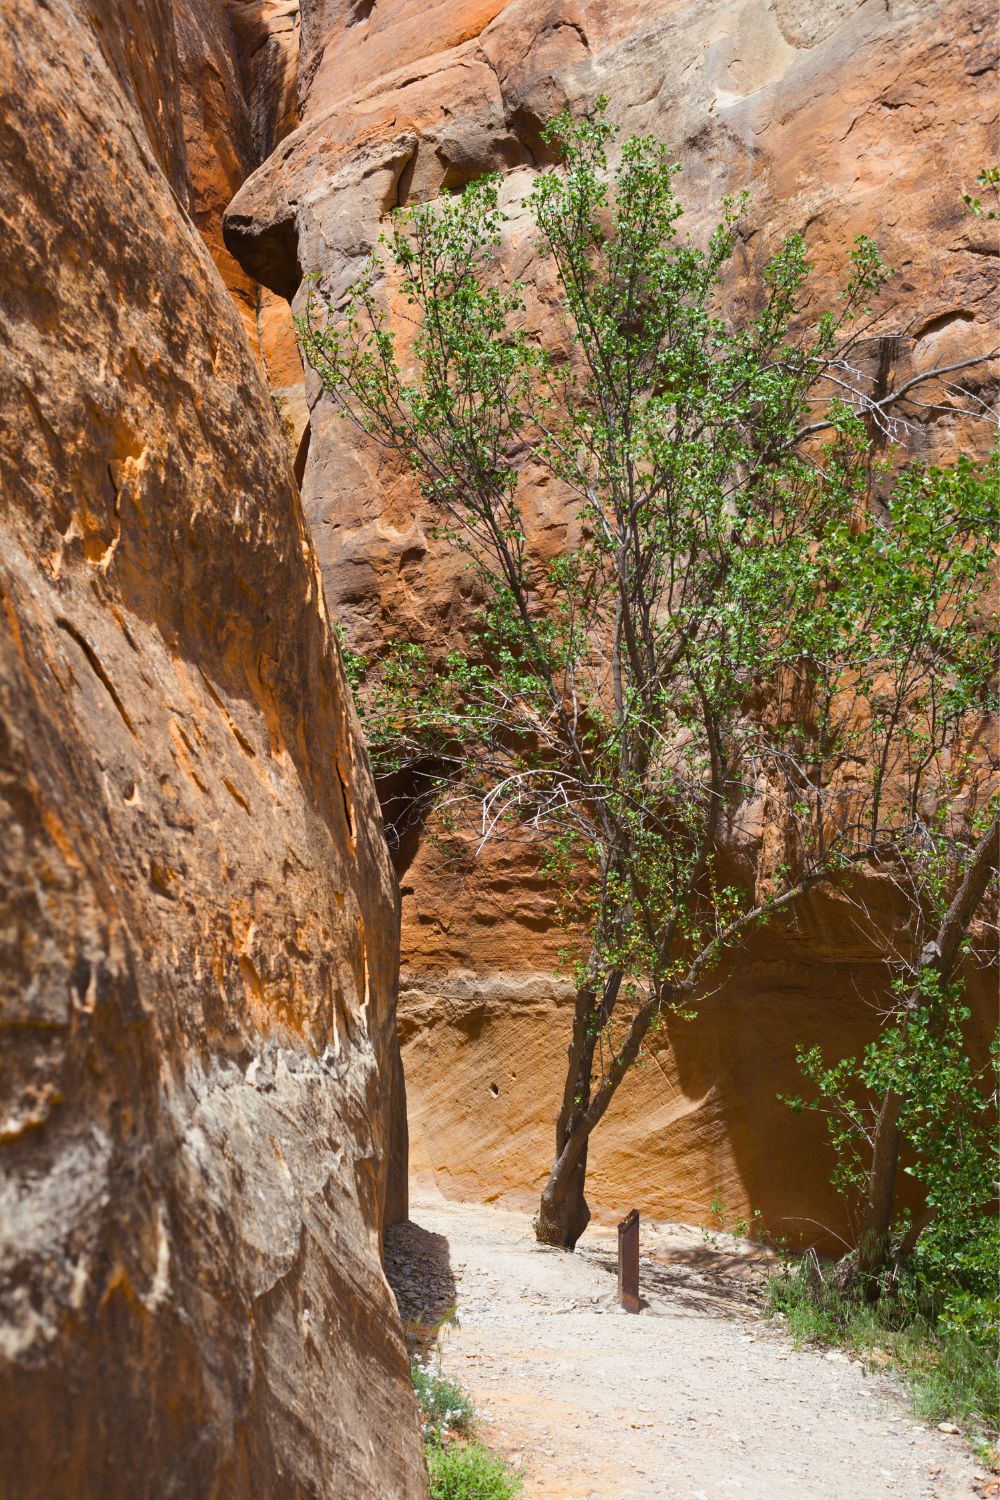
[767,1259,999,1464]
[905,1329,999,1449]
[426,1441,524,1500]
[412,1361,523,1498]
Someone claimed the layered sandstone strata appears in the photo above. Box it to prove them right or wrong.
[226,0,998,1242]
[0,0,424,1494]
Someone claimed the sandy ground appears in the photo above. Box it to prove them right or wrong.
[384,1188,989,1500]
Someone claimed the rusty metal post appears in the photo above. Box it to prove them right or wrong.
[617,1208,640,1313]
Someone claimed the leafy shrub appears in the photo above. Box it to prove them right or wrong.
[412,1362,476,1443]
[412,1362,523,1498]
[789,972,999,1326]
[426,1442,524,1500]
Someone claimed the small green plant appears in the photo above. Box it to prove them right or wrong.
[701,1194,764,1248]
[412,1361,523,1499]
[426,1442,524,1500]
[962,164,1000,219]
[412,1361,476,1444]
[716,1196,761,1241]
[767,1257,999,1460]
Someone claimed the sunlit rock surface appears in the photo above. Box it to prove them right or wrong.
[225,0,997,1244]
[0,0,424,1494]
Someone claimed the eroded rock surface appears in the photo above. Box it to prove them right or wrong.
[0,0,424,1494]
[226,0,998,1240]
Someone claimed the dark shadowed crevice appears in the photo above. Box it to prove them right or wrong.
[374,761,444,880]
[396,149,417,208]
[347,0,376,28]
[222,204,301,302]
[56,617,138,738]
[293,418,310,488]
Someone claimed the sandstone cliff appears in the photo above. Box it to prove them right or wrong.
[0,0,425,1494]
[225,0,997,1242]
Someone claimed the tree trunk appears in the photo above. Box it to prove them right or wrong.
[855,1091,902,1298]
[854,813,999,1297]
[536,970,654,1250]
[536,1134,591,1250]
[535,976,603,1250]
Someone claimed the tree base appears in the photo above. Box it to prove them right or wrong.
[534,1185,591,1251]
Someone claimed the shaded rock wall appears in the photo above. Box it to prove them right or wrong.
[226,0,998,1241]
[174,0,261,346]
[0,0,424,1494]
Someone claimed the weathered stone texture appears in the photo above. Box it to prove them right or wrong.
[226,0,998,1241]
[0,0,424,1495]
[175,0,261,346]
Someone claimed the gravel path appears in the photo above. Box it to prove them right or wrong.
[385,1190,987,1500]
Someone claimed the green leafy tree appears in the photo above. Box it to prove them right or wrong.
[301,105,998,1249]
[789,807,999,1307]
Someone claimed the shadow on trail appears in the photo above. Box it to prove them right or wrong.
[384,1218,458,1351]
[577,1241,769,1322]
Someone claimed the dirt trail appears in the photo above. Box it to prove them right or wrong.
[385,1190,985,1500]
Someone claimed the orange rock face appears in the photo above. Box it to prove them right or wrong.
[0,0,424,1495]
[226,0,998,1243]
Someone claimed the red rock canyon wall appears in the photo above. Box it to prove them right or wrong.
[0,0,424,1494]
[228,0,998,1244]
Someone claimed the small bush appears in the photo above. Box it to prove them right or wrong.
[412,1362,476,1443]
[412,1361,523,1498]
[426,1441,524,1500]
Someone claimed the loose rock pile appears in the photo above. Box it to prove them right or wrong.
[385,1220,459,1346]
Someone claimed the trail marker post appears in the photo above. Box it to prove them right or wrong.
[617,1208,640,1313]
